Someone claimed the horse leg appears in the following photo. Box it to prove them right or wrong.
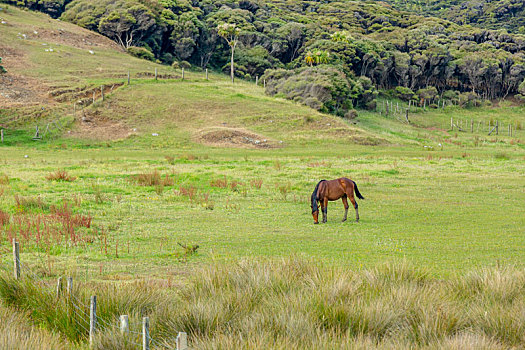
[341,196,349,222]
[348,195,359,222]
[322,197,328,223]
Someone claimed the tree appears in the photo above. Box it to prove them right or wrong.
[305,52,315,66]
[98,5,156,50]
[305,50,329,66]
[217,23,241,83]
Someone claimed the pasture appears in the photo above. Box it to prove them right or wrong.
[1,5,525,348]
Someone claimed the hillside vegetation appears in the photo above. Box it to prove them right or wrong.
[378,0,525,34]
[2,0,525,117]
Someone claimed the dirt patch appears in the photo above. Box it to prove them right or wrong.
[0,73,49,107]
[195,127,281,149]
[67,111,132,141]
[0,46,50,107]
[35,27,121,51]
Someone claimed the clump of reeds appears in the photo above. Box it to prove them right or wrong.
[46,170,77,182]
[132,170,174,187]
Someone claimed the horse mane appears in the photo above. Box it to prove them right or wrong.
[311,180,325,213]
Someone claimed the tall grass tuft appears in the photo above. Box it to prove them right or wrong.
[46,170,77,182]
[0,259,524,349]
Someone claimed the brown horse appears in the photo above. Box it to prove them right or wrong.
[311,178,364,224]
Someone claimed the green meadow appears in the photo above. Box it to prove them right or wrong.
[0,6,525,349]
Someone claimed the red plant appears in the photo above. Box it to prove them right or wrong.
[210,176,228,188]
[46,170,77,182]
[0,210,9,226]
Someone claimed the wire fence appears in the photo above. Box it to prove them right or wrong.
[8,239,188,350]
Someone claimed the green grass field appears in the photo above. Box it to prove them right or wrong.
[1,6,525,349]
[1,5,524,279]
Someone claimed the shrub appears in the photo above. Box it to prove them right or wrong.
[46,170,76,182]
[126,46,155,61]
[417,86,438,103]
[171,61,180,69]
[180,61,191,69]
[344,109,358,119]
[263,66,377,116]
[394,86,415,101]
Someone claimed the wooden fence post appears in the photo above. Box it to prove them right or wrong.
[13,239,20,280]
[89,296,97,347]
[142,317,150,350]
[56,277,63,299]
[66,276,73,297]
[182,68,184,80]
[205,68,208,80]
[176,332,188,350]
[255,76,258,86]
[120,315,129,335]
[263,79,266,88]
[127,71,130,85]
[92,91,95,104]
[405,109,410,123]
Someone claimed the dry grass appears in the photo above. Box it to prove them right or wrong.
[132,171,174,187]
[0,174,9,185]
[14,195,48,212]
[0,304,69,349]
[2,258,522,349]
[45,170,77,182]
[250,178,263,189]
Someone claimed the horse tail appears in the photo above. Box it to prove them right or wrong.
[352,181,364,200]
[311,180,325,212]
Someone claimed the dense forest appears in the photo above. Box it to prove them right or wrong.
[379,0,525,34]
[3,0,525,116]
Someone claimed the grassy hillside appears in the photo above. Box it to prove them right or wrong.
[0,6,524,349]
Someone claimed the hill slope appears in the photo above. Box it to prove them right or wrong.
[0,6,379,147]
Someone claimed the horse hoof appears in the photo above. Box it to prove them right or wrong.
[314,222,319,225]
[342,219,347,222]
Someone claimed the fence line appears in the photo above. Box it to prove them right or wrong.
[8,238,189,350]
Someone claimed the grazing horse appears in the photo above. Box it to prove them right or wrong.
[311,178,364,224]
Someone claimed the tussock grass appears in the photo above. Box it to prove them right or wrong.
[46,170,77,182]
[0,258,524,348]
[132,171,174,187]
[0,304,69,349]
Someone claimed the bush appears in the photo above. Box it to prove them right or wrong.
[0,57,5,74]
[263,66,376,116]
[126,46,155,61]
[171,61,180,69]
[180,61,191,69]
[394,86,415,101]
[518,79,525,102]
[417,86,438,102]
[344,109,358,119]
